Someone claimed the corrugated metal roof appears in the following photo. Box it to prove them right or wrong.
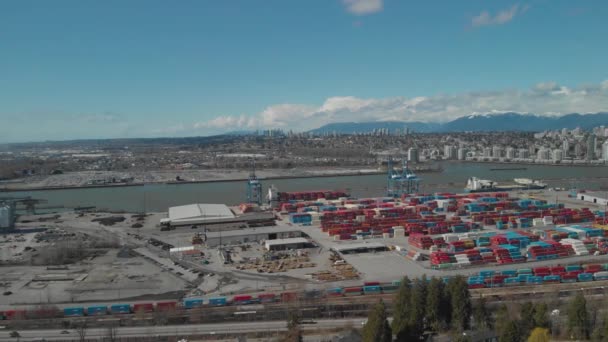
[265,237,309,246]
[168,203,235,221]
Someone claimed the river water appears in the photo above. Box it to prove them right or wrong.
[3,162,608,212]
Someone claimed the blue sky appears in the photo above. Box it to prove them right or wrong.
[1,0,608,142]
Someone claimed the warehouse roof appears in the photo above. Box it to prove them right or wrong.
[168,204,235,221]
[264,237,309,247]
[332,242,387,253]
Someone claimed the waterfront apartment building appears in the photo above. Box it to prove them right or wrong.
[407,147,419,163]
[492,146,503,158]
[586,134,597,160]
[457,147,468,161]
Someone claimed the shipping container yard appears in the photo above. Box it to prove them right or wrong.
[2,187,608,325]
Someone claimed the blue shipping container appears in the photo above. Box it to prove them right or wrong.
[110,304,131,314]
[209,297,227,306]
[86,305,107,316]
[184,298,204,309]
[64,307,85,317]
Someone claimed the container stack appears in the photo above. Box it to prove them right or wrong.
[560,238,590,256]
[430,251,456,268]
[409,234,433,249]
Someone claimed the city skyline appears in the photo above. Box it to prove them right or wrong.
[1,1,608,142]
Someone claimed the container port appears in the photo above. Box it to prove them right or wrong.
[2,185,608,327]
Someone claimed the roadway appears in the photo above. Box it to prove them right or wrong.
[0,318,367,341]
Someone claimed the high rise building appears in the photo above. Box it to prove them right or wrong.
[407,147,419,163]
[602,141,608,161]
[492,146,503,158]
[552,149,563,162]
[483,147,492,158]
[537,147,550,160]
[505,147,515,159]
[444,145,457,160]
[574,143,583,158]
[562,139,570,156]
[457,147,468,160]
[518,149,529,159]
[586,134,597,160]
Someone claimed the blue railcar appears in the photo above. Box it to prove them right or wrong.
[326,287,344,296]
[363,285,382,294]
[577,273,594,282]
[208,297,227,306]
[543,275,561,282]
[64,307,85,317]
[183,298,204,309]
[86,305,107,316]
[380,285,399,293]
[503,277,520,286]
[110,304,131,314]
[526,276,543,285]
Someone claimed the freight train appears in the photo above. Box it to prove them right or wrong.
[3,264,608,321]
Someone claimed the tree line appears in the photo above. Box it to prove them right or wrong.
[361,275,608,342]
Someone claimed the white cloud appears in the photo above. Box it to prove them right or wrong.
[342,0,383,15]
[190,80,608,133]
[472,4,528,28]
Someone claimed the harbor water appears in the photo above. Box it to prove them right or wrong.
[3,162,608,213]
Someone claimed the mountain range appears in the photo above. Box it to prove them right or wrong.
[308,112,608,134]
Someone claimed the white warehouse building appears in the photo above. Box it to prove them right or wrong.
[577,192,608,206]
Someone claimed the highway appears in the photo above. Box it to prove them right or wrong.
[0,318,367,341]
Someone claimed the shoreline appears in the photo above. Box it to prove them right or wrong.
[0,170,388,192]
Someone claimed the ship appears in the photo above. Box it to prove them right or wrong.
[465,177,547,193]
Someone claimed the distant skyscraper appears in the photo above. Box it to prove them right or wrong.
[552,149,563,162]
[518,148,529,159]
[602,141,608,161]
[483,147,492,158]
[562,139,570,156]
[407,147,419,163]
[444,145,457,160]
[457,147,468,160]
[537,147,550,160]
[492,146,503,158]
[586,134,597,160]
[505,147,515,159]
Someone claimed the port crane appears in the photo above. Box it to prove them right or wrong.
[386,156,420,197]
[246,159,263,206]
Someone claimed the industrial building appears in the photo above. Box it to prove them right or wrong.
[332,242,388,255]
[204,226,305,247]
[577,192,608,206]
[160,203,275,228]
[264,237,313,251]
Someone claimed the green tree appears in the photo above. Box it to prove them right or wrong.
[362,300,392,342]
[283,310,302,342]
[567,292,590,340]
[473,296,492,331]
[426,277,446,331]
[527,327,550,342]
[519,302,535,337]
[392,276,413,340]
[591,313,608,342]
[494,304,511,338]
[409,276,428,336]
[499,320,521,342]
[447,276,472,332]
[533,303,549,329]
